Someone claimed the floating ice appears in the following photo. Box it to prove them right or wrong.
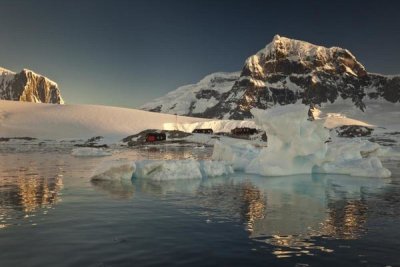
[316,156,390,178]
[132,160,233,181]
[246,106,329,176]
[212,104,391,178]
[212,141,259,171]
[91,159,135,181]
[133,160,202,181]
[375,146,400,159]
[200,160,234,178]
[71,147,112,157]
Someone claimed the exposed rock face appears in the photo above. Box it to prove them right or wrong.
[334,125,374,138]
[142,35,400,119]
[0,67,64,104]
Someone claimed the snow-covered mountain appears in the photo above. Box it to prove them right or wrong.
[0,67,64,104]
[141,35,400,119]
[140,72,240,116]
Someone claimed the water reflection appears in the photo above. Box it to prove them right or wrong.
[131,173,389,258]
[323,199,368,239]
[239,181,266,233]
[266,235,334,258]
[0,149,394,262]
[16,174,63,213]
[0,154,64,229]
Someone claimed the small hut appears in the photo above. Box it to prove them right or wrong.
[145,132,166,142]
[231,127,258,135]
[192,128,213,134]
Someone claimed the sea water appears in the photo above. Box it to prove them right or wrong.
[0,147,399,267]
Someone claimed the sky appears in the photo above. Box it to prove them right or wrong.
[0,0,399,108]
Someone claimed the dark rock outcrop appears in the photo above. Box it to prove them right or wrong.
[334,125,374,138]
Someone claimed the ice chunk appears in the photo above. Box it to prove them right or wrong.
[91,159,135,181]
[315,138,392,177]
[246,105,329,176]
[71,147,112,157]
[133,160,203,181]
[375,146,400,159]
[200,160,234,177]
[132,159,233,181]
[212,141,259,171]
[324,138,380,161]
[316,156,391,178]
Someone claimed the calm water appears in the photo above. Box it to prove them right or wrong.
[0,147,399,267]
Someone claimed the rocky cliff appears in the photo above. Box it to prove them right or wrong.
[0,67,64,104]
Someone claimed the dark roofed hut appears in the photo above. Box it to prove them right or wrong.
[192,128,213,134]
[145,132,166,142]
[231,127,258,135]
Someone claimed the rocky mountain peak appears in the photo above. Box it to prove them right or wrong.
[0,67,14,74]
[141,35,399,119]
[243,35,367,80]
[0,67,64,104]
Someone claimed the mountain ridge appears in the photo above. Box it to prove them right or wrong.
[141,35,400,119]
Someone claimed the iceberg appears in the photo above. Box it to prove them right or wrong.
[90,159,136,181]
[212,104,391,178]
[247,106,329,176]
[212,141,259,171]
[132,160,233,181]
[200,160,234,178]
[90,159,136,199]
[133,160,203,181]
[89,159,233,183]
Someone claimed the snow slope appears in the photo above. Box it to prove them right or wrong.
[140,72,240,116]
[0,100,209,142]
[319,99,400,132]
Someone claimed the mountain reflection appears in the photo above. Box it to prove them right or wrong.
[240,181,266,233]
[0,155,65,229]
[133,173,388,257]
[324,199,368,239]
[15,175,63,213]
